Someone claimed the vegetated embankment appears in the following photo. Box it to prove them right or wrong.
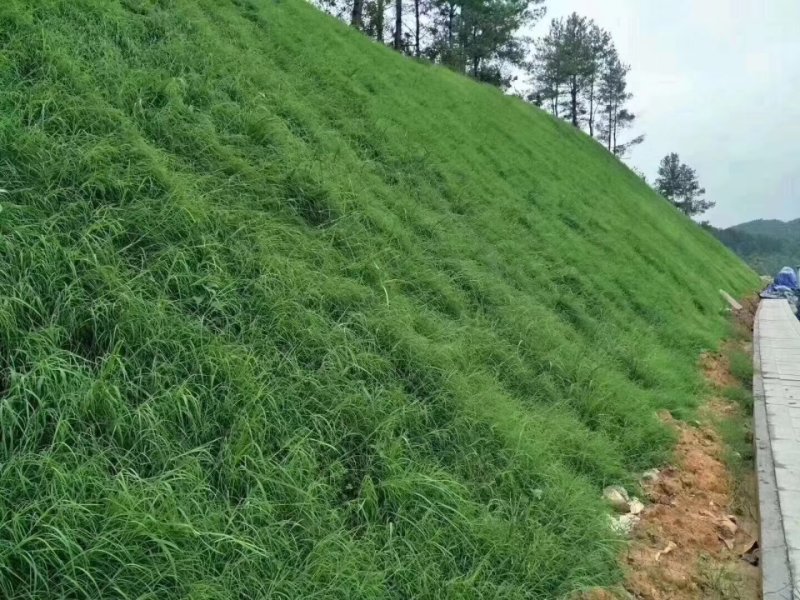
[0,1,758,597]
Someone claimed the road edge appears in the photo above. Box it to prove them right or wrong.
[754,300,794,599]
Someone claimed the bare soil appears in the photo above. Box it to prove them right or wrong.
[583,299,762,600]
[622,406,760,600]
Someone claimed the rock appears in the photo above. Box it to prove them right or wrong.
[640,468,660,484]
[609,513,640,536]
[741,540,760,566]
[628,497,645,515]
[609,485,630,500]
[655,540,677,561]
[603,486,631,513]
[717,516,738,538]
[742,547,760,566]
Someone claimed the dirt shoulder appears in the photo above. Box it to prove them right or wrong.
[623,403,759,599]
[625,298,760,600]
[590,298,763,600]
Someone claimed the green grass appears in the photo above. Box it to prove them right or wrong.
[697,554,754,600]
[715,331,758,524]
[728,349,755,388]
[0,0,758,597]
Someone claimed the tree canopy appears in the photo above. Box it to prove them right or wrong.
[321,0,544,89]
[655,153,714,217]
[528,13,642,156]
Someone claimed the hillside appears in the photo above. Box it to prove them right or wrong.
[733,218,800,241]
[0,1,757,598]
[709,219,800,275]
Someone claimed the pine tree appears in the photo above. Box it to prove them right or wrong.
[428,0,542,88]
[584,25,611,137]
[655,153,715,217]
[531,18,564,117]
[595,47,643,156]
[531,15,611,130]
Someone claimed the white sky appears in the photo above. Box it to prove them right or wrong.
[527,0,800,227]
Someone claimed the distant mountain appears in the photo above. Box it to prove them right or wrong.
[732,218,800,241]
[705,219,800,275]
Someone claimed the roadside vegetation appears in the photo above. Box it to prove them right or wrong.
[0,1,757,597]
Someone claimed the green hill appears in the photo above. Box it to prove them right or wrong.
[708,218,800,275]
[733,218,800,241]
[0,1,757,598]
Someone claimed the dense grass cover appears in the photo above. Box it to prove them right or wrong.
[0,1,757,597]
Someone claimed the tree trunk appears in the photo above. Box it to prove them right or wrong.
[588,79,594,137]
[611,99,618,153]
[376,0,385,42]
[351,0,363,28]
[414,0,420,57]
[447,5,454,49]
[394,0,402,50]
[570,76,578,127]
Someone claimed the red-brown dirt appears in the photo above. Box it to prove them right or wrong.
[622,408,759,600]
[580,298,762,600]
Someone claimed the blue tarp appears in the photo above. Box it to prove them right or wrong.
[761,267,800,320]
[775,267,799,290]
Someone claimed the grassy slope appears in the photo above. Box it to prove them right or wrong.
[0,0,757,598]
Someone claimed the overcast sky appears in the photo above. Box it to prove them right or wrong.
[528,0,800,228]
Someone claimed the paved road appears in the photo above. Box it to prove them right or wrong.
[755,299,800,599]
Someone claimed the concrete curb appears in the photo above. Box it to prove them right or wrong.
[754,300,795,599]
